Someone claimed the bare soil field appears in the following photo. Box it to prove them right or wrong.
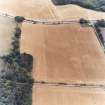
[21,23,105,84]
[0,0,56,19]
[0,0,105,20]
[0,0,105,105]
[33,85,105,105]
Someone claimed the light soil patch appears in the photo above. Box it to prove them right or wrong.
[21,23,105,84]
[0,0,56,19]
[0,15,20,56]
[33,85,105,105]
[55,5,105,20]
[0,0,105,20]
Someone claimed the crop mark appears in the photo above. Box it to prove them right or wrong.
[34,81,105,90]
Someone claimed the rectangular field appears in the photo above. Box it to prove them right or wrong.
[21,23,105,84]
[32,85,105,105]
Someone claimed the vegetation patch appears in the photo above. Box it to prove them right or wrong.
[0,53,33,83]
[15,16,25,23]
[94,19,105,49]
[0,16,33,105]
[52,0,105,12]
[79,18,91,27]
[0,80,32,105]
[79,18,105,50]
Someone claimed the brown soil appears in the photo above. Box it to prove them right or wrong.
[21,23,105,84]
[33,85,105,105]
[0,0,105,105]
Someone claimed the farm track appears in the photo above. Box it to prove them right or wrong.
[0,12,99,25]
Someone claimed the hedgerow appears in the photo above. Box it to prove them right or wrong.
[0,16,33,105]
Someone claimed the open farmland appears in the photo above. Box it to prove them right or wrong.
[0,0,105,20]
[21,23,105,85]
[0,0,105,105]
[33,85,105,105]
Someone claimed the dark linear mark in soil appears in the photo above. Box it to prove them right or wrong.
[34,81,105,90]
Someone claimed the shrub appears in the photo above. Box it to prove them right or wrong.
[79,18,89,24]
[19,53,33,71]
[97,19,105,27]
[15,28,21,37]
[15,16,25,23]
[12,40,19,50]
